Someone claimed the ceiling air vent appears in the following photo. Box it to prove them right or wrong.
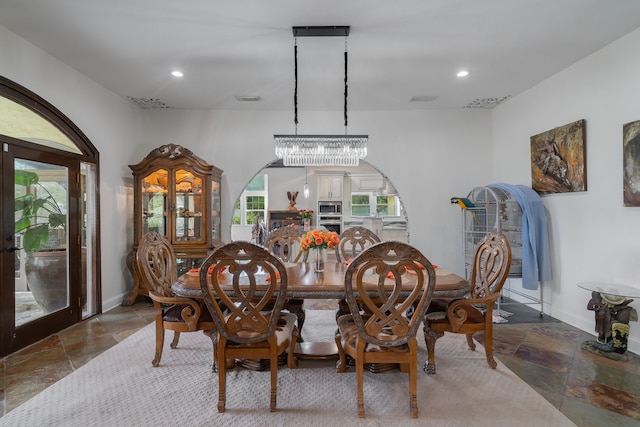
[463,96,511,109]
[127,97,174,109]
[235,95,262,102]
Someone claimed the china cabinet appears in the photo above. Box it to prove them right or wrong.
[122,144,222,305]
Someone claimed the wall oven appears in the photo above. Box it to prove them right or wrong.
[318,201,342,235]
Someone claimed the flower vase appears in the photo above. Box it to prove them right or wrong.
[303,219,311,231]
[314,247,325,273]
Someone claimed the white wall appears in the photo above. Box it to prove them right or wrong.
[0,25,142,310]
[139,108,493,274]
[492,28,640,353]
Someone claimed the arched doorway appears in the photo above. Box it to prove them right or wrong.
[0,76,100,356]
[230,159,409,243]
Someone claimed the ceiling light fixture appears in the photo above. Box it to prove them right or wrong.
[456,70,470,77]
[171,70,184,77]
[304,166,310,198]
[274,26,368,167]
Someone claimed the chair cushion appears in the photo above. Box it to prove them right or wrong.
[427,298,450,313]
[274,312,297,346]
[424,298,449,320]
[337,314,409,352]
[224,312,296,348]
[426,299,485,325]
[163,302,213,323]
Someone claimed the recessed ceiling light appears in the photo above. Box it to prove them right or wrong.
[456,70,470,78]
[171,70,184,78]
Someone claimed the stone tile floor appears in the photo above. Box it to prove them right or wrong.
[1,298,639,426]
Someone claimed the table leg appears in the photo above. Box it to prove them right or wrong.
[583,291,636,359]
[286,299,305,342]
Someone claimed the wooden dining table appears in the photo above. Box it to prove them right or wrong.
[173,259,468,360]
[174,259,468,300]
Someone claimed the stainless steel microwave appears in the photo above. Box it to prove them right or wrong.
[318,201,342,215]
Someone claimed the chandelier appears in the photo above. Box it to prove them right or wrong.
[274,26,368,167]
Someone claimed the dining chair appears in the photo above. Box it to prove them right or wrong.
[423,230,511,374]
[199,241,298,413]
[265,226,305,262]
[265,226,307,338]
[135,231,216,367]
[335,226,381,264]
[335,241,436,418]
[335,226,382,317]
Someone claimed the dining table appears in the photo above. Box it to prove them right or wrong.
[173,257,469,361]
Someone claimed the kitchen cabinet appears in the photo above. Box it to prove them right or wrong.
[351,174,383,191]
[317,174,343,201]
[123,144,223,305]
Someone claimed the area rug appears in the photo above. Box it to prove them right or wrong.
[0,310,575,426]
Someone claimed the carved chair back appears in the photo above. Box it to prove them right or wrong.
[344,241,436,347]
[136,231,177,297]
[265,227,303,263]
[468,230,512,302]
[199,241,289,344]
[336,226,381,264]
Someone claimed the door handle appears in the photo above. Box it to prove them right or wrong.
[5,235,16,252]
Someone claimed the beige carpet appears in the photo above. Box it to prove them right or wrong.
[0,310,575,426]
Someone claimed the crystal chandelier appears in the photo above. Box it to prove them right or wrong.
[274,135,367,167]
[275,26,368,167]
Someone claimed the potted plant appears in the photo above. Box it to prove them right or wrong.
[15,170,70,313]
[15,170,67,252]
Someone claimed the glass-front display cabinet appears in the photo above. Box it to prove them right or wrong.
[123,144,222,305]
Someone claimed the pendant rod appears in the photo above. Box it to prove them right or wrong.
[344,37,348,133]
[294,38,298,134]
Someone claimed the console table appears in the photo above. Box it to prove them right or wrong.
[577,281,639,359]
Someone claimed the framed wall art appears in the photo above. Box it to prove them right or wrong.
[623,119,640,206]
[530,119,586,194]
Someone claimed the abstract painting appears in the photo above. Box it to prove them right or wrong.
[530,119,586,194]
[623,119,640,206]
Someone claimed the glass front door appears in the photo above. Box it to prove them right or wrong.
[1,143,87,356]
[14,158,69,325]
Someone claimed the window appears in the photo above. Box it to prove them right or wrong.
[351,192,400,217]
[351,193,371,217]
[245,195,265,225]
[376,195,397,216]
[0,96,82,154]
[232,174,268,226]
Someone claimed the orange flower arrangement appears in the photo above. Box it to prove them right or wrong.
[300,229,340,252]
